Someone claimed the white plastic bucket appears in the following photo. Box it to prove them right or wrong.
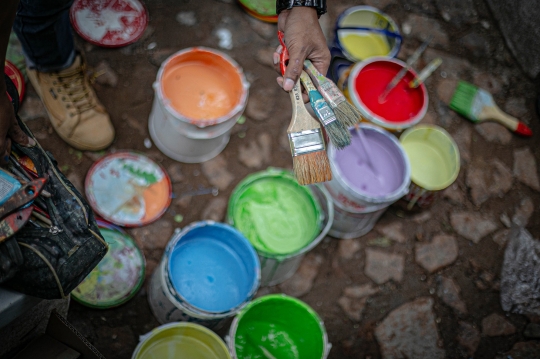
[148,47,249,163]
[327,198,387,239]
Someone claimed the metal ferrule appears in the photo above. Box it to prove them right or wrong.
[313,99,338,126]
[288,129,325,156]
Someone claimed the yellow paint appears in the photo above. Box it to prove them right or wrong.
[340,32,391,60]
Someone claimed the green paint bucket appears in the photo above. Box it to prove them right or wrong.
[229,294,330,359]
[228,168,333,286]
[132,322,231,359]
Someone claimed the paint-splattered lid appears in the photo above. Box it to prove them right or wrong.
[4,60,25,101]
[85,152,172,227]
[70,0,148,48]
[72,227,145,308]
[238,0,277,17]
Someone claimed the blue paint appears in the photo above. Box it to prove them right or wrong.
[168,222,260,313]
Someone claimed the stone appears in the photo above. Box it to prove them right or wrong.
[246,87,276,121]
[93,61,118,87]
[201,155,234,190]
[443,183,466,205]
[420,109,437,125]
[436,276,467,315]
[364,0,395,8]
[423,49,472,80]
[458,32,491,58]
[338,296,368,321]
[501,227,540,316]
[504,97,530,123]
[67,172,84,195]
[280,253,323,297]
[482,313,516,336]
[450,212,498,243]
[451,125,472,164]
[495,341,540,359]
[524,323,540,338]
[500,213,512,228]
[492,229,511,248]
[412,212,432,224]
[338,238,361,259]
[19,95,47,121]
[201,198,227,222]
[246,16,276,40]
[256,47,275,68]
[436,78,458,104]
[96,325,136,358]
[475,122,512,144]
[238,132,272,169]
[167,163,184,183]
[374,297,445,359]
[377,222,407,243]
[402,14,449,49]
[415,235,459,273]
[473,71,504,96]
[175,11,197,26]
[456,321,481,357]
[513,197,534,226]
[343,283,380,298]
[130,219,173,251]
[466,159,513,206]
[364,248,404,284]
[514,148,540,191]
[435,0,477,26]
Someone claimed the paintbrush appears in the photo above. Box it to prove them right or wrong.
[303,59,361,128]
[409,57,442,88]
[449,80,533,137]
[299,71,351,149]
[378,34,433,103]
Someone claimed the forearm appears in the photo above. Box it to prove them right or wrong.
[0,0,19,94]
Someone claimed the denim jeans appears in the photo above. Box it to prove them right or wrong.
[13,0,75,72]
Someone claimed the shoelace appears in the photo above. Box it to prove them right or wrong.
[54,64,97,116]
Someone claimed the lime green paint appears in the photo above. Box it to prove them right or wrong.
[340,32,391,60]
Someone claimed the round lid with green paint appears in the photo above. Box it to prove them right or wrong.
[228,169,322,256]
[238,0,276,16]
[72,228,145,308]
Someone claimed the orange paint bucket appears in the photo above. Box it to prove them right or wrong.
[149,47,249,163]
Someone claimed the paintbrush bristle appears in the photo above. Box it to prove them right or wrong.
[334,102,361,128]
[325,120,351,149]
[293,151,332,185]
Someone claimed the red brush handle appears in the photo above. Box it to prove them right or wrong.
[278,30,289,76]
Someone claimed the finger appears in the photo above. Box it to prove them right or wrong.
[273,45,283,75]
[8,120,34,147]
[283,53,304,92]
[307,48,331,79]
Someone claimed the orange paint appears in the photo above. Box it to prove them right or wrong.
[142,179,170,222]
[161,50,243,121]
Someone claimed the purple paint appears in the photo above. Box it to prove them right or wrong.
[335,127,405,197]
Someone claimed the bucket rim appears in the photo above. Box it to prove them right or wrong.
[155,47,249,128]
[328,124,411,204]
[348,57,428,130]
[399,124,461,191]
[226,168,333,260]
[131,322,231,359]
[162,221,261,317]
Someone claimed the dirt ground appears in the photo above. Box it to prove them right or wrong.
[17,0,540,358]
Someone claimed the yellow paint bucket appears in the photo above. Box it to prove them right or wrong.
[132,323,231,359]
[399,125,460,208]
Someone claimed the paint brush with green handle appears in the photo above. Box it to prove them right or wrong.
[300,71,351,149]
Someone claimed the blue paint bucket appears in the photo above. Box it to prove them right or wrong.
[148,221,260,329]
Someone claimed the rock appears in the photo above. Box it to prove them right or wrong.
[458,32,491,58]
[436,276,467,315]
[524,323,540,338]
[420,108,437,125]
[256,47,275,68]
[149,48,176,67]
[501,227,540,316]
[338,296,368,321]
[415,235,459,273]
[466,159,513,206]
[338,238,361,259]
[201,198,227,222]
[246,87,276,121]
[19,95,47,121]
[500,212,512,228]
[492,229,511,248]
[246,16,276,40]
[402,14,449,49]
[96,325,136,358]
[238,132,272,169]
[456,321,481,357]
[67,172,84,194]
[412,212,432,224]
[375,297,445,359]
[513,197,534,226]
[93,61,118,87]
[435,0,477,26]
[364,248,404,284]
[280,253,323,297]
[450,212,498,243]
[423,49,472,80]
[495,341,540,359]
[443,183,466,205]
[167,163,184,183]
[436,78,458,104]
[451,125,472,164]
[473,71,504,96]
[514,148,540,191]
[364,0,395,8]
[176,195,191,208]
[377,222,407,243]
[475,122,512,144]
[504,97,530,123]
[343,283,380,298]
[201,155,234,190]
[482,313,516,336]
[175,11,197,26]
[130,219,174,251]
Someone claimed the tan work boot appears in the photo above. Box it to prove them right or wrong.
[28,55,115,151]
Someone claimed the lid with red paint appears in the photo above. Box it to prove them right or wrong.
[4,60,25,101]
[70,0,148,48]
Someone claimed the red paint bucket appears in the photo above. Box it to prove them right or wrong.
[348,57,428,132]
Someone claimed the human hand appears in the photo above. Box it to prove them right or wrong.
[0,90,35,165]
[274,6,330,97]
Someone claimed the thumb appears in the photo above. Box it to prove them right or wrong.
[282,48,306,92]
[8,120,35,147]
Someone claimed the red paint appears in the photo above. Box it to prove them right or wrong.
[516,122,533,137]
[354,61,425,123]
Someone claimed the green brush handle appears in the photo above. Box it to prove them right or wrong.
[300,71,338,127]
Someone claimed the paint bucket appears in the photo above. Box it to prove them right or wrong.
[332,6,401,63]
[348,57,428,132]
[227,169,333,286]
[132,322,231,359]
[399,125,460,208]
[324,124,410,239]
[72,225,145,308]
[149,47,249,163]
[148,221,260,329]
[228,294,330,359]
[237,0,278,23]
